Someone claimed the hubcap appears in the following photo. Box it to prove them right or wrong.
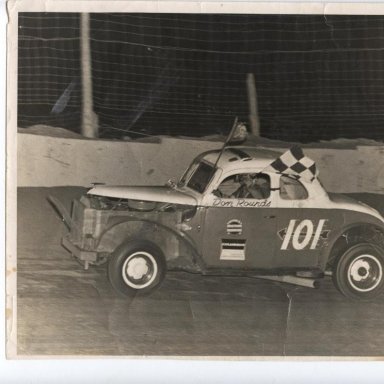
[347,254,382,292]
[122,251,158,289]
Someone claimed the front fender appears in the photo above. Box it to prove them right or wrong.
[95,217,203,268]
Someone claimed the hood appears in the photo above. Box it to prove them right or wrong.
[328,193,384,223]
[87,185,197,206]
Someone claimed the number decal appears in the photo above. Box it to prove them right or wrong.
[280,219,327,250]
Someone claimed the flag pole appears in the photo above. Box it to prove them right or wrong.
[212,116,239,171]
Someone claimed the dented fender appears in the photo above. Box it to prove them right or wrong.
[95,217,203,267]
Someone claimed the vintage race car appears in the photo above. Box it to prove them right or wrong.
[50,146,384,300]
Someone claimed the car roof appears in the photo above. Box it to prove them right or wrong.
[201,146,283,172]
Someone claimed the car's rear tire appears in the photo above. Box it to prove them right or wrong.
[108,239,166,297]
[332,243,384,300]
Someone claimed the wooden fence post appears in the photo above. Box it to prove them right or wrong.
[80,13,98,138]
[246,73,260,136]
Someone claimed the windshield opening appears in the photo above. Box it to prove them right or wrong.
[186,161,215,193]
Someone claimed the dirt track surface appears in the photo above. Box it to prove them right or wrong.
[17,187,384,356]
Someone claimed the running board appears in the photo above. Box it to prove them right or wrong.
[254,275,321,289]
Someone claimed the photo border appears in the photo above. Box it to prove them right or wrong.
[4,0,384,381]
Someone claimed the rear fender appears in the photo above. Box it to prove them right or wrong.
[319,220,384,269]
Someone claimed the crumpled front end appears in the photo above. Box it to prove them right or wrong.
[61,195,109,268]
[50,193,200,270]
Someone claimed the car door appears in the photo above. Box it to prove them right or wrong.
[201,172,278,269]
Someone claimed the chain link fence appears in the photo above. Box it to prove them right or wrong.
[18,13,384,142]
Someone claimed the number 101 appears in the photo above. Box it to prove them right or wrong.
[281,219,327,251]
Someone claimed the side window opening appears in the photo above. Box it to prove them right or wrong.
[217,173,271,199]
[280,175,308,200]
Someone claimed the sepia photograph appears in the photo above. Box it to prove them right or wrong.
[7,0,384,367]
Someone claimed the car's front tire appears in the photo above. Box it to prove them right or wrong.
[108,239,166,297]
[333,243,384,300]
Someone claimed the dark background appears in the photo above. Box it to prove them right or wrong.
[18,13,384,142]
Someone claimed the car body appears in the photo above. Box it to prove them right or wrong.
[51,146,384,299]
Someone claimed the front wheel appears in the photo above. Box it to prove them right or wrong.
[108,239,166,297]
[333,243,384,300]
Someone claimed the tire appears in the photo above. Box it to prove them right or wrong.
[108,239,166,297]
[332,243,384,300]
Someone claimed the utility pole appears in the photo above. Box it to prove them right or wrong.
[80,13,98,138]
[246,73,260,137]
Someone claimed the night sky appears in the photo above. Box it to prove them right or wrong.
[18,13,384,142]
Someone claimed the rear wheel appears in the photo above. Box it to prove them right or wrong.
[333,243,384,300]
[108,240,166,297]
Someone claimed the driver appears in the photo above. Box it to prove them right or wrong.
[232,174,270,199]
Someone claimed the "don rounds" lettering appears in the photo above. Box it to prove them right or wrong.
[212,198,271,208]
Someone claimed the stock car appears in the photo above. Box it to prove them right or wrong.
[50,146,384,300]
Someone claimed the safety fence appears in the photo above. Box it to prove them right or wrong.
[18,13,384,142]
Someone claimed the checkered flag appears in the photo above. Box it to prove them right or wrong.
[264,146,318,182]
